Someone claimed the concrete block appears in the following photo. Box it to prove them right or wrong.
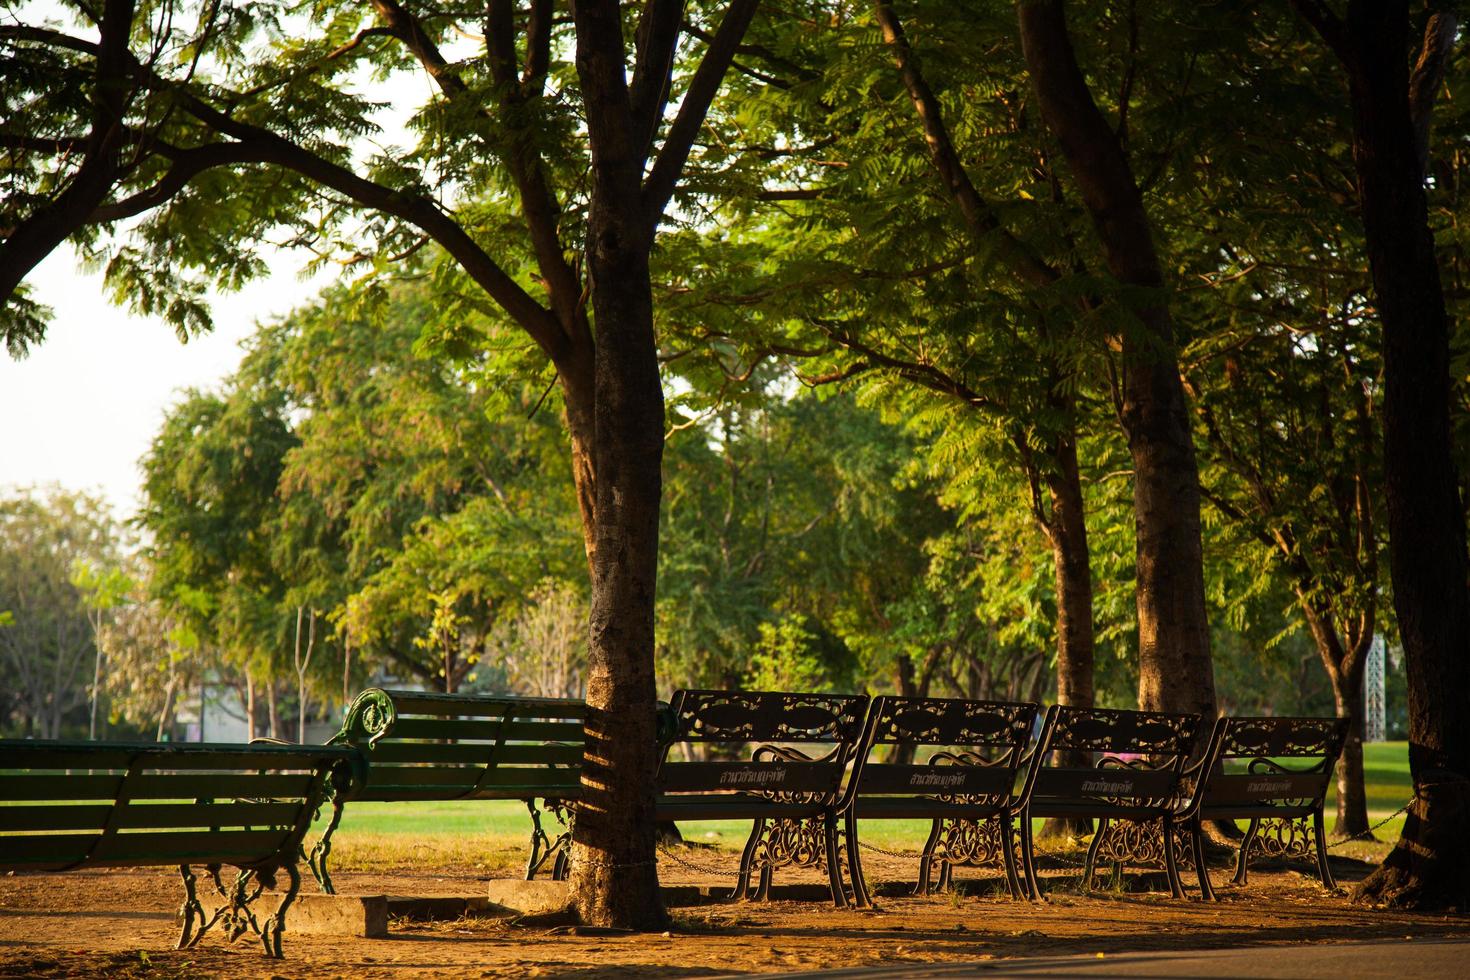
[484,878,572,916]
[286,893,389,938]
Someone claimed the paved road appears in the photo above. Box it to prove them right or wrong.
[719,938,1469,979]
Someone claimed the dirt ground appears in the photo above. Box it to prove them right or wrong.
[2,852,1468,979]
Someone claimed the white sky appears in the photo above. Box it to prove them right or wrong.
[0,248,329,517]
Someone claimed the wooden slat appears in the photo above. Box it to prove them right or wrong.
[658,761,837,795]
[0,774,125,801]
[122,773,316,800]
[380,691,586,719]
[361,785,578,802]
[0,800,305,833]
[1,829,291,866]
[363,765,579,790]
[0,740,354,772]
[0,804,111,832]
[857,763,1013,797]
[362,741,582,767]
[383,718,585,743]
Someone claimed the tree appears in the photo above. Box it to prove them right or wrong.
[0,487,122,737]
[1291,0,1470,908]
[1015,0,1214,720]
[3,0,760,927]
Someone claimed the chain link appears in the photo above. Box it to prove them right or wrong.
[857,841,924,859]
[1325,798,1414,850]
[656,844,744,879]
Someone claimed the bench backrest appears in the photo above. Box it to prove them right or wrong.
[657,689,868,804]
[1023,705,1202,808]
[330,688,587,802]
[0,740,358,873]
[851,696,1039,805]
[1195,716,1348,812]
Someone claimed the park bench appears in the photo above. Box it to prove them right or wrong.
[1017,704,1203,899]
[655,688,869,906]
[316,688,586,892]
[0,738,359,958]
[842,696,1040,906]
[1182,715,1349,900]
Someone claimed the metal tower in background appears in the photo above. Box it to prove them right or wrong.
[1363,635,1386,743]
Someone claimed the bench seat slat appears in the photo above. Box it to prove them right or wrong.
[0,828,293,865]
[384,718,585,743]
[0,800,304,832]
[654,795,826,821]
[377,692,587,719]
[361,765,579,789]
[363,741,583,766]
[852,796,1010,819]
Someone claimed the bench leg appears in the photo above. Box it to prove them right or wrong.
[1162,815,1185,899]
[1191,815,1216,901]
[260,862,301,959]
[525,799,572,881]
[733,818,765,901]
[1000,814,1023,900]
[1020,814,1041,900]
[1082,817,1109,894]
[1233,818,1260,885]
[176,864,214,951]
[916,819,943,896]
[1313,811,1335,890]
[824,812,848,908]
[306,800,345,895]
[845,810,872,909]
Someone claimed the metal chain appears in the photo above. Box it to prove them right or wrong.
[1326,798,1414,850]
[857,841,924,859]
[656,844,743,879]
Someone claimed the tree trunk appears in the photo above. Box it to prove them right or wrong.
[563,11,667,921]
[246,672,256,742]
[1331,685,1371,841]
[1320,1,1470,909]
[1017,0,1215,720]
[266,680,279,740]
[1298,593,1374,838]
[1039,429,1095,839]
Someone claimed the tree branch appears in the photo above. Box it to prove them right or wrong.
[874,0,1058,288]
[642,0,761,230]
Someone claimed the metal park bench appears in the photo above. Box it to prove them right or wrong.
[655,688,869,906]
[1182,715,1349,900]
[315,688,586,892]
[0,738,359,958]
[842,696,1039,905]
[1018,705,1203,899]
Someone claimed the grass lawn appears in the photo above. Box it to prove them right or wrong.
[318,740,1414,869]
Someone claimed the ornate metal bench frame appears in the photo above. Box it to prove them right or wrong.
[1017,705,1203,899]
[842,696,1040,905]
[1181,715,1349,900]
[655,688,869,907]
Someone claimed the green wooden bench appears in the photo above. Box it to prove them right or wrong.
[1182,715,1349,899]
[655,688,869,906]
[0,738,360,958]
[314,688,586,892]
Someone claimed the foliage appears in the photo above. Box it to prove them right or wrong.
[0,486,124,737]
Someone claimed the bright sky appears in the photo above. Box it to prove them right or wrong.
[0,248,330,518]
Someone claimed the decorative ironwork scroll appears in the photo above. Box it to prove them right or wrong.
[177,862,301,959]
